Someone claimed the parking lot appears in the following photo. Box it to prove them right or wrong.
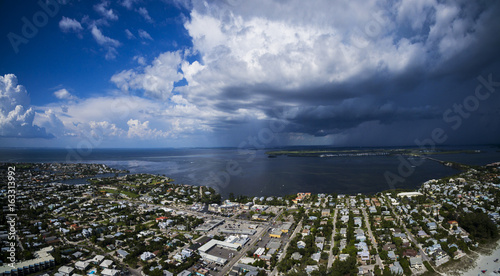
[205,219,264,238]
[251,223,293,255]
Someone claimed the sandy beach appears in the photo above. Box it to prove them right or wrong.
[461,245,500,276]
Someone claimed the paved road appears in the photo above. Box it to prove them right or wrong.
[327,208,338,268]
[361,207,383,269]
[385,197,442,275]
[271,219,303,276]
[219,209,284,276]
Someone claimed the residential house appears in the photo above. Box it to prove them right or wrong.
[448,220,459,230]
[311,253,321,262]
[101,269,120,276]
[140,252,156,261]
[117,249,129,259]
[357,250,370,262]
[91,255,105,264]
[291,252,302,260]
[178,271,192,276]
[390,261,404,275]
[305,265,319,274]
[297,241,306,249]
[433,249,450,266]
[427,222,437,230]
[388,251,397,261]
[100,260,113,269]
[75,261,89,271]
[410,257,423,269]
[321,209,331,217]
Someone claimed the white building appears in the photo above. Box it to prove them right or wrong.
[75,261,89,271]
[101,268,120,276]
[140,252,156,261]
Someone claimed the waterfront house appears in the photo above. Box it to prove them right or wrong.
[433,249,450,266]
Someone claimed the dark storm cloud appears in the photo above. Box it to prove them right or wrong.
[110,0,500,146]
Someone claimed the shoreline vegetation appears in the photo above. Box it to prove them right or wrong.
[265,148,482,171]
[265,148,480,158]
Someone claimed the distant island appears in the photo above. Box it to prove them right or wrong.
[265,148,480,158]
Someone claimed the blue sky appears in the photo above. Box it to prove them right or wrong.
[1,0,500,148]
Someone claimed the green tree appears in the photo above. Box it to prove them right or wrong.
[459,212,499,241]
[331,256,357,276]
[149,269,162,276]
[257,270,267,276]
[53,248,62,264]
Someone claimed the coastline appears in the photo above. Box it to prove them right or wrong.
[439,240,500,276]
[462,242,500,276]
[1,160,499,275]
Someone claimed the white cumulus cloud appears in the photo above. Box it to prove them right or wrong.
[137,7,153,23]
[127,119,169,139]
[125,29,135,39]
[0,74,52,138]
[89,121,125,138]
[91,25,121,60]
[59,17,83,33]
[54,88,77,101]
[94,1,118,21]
[111,51,183,100]
[138,29,153,40]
